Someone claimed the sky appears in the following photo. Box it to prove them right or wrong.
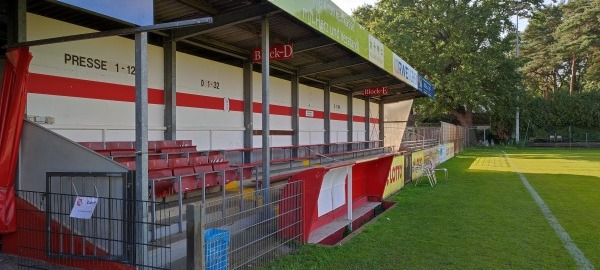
[330,0,556,32]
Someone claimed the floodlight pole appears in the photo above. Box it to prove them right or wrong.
[515,11,521,145]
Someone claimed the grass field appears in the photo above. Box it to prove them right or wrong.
[262,148,600,270]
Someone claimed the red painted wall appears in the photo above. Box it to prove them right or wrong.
[280,154,394,243]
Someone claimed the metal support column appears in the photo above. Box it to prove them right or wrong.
[164,36,177,140]
[324,84,331,153]
[347,165,353,231]
[291,73,300,157]
[261,16,271,191]
[243,61,253,162]
[134,32,149,268]
[365,99,371,142]
[7,0,26,45]
[347,92,353,150]
[379,102,385,147]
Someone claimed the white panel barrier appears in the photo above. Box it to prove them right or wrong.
[331,167,348,210]
[317,172,335,217]
[317,167,350,217]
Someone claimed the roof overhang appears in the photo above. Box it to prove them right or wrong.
[23,0,435,101]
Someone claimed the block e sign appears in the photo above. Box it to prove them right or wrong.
[363,87,389,97]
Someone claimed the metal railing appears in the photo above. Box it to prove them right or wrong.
[14,172,173,270]
[186,181,304,270]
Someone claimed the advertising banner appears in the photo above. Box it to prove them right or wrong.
[383,155,405,198]
[445,143,455,159]
[418,74,435,98]
[411,150,425,179]
[392,53,419,89]
[267,0,434,97]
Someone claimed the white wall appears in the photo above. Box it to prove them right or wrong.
[25,13,381,151]
[384,100,413,148]
[299,84,325,145]
[330,92,347,143]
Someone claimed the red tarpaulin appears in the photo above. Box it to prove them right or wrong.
[0,48,32,234]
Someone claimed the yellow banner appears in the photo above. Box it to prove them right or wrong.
[411,150,425,179]
[383,155,405,198]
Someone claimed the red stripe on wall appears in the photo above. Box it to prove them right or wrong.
[331,112,347,121]
[28,73,165,104]
[252,102,292,116]
[353,115,365,122]
[27,73,379,123]
[177,92,223,110]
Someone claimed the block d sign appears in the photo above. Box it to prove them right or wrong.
[252,44,293,62]
[363,87,389,97]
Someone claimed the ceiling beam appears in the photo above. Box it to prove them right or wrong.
[329,70,388,85]
[298,57,366,76]
[177,0,218,15]
[293,36,336,53]
[173,2,279,41]
[351,79,401,91]
[381,92,424,104]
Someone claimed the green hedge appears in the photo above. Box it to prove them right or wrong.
[521,90,600,142]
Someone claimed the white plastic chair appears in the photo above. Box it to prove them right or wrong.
[429,158,448,182]
[413,161,436,186]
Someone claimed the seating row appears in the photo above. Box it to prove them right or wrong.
[79,140,197,157]
[119,155,251,199]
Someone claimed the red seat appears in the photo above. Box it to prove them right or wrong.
[176,140,193,147]
[172,167,197,193]
[156,140,177,150]
[148,169,174,198]
[149,159,169,170]
[160,146,197,154]
[106,141,135,150]
[149,179,173,198]
[114,155,135,163]
[188,151,203,158]
[194,164,219,187]
[148,153,162,160]
[79,142,105,151]
[169,157,190,168]
[213,161,238,184]
[111,149,136,156]
[190,156,209,165]
[209,153,225,163]
[119,161,136,170]
[148,141,158,153]
[149,168,172,179]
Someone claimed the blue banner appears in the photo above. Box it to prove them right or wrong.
[418,75,435,98]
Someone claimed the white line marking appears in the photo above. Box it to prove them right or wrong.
[502,151,594,270]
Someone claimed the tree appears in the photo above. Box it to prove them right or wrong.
[354,0,541,132]
[553,0,600,94]
[521,5,564,98]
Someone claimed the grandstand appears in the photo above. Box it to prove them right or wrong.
[0,1,456,269]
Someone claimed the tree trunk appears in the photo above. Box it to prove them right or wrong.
[552,68,558,94]
[452,109,475,144]
[454,110,473,128]
[570,54,577,95]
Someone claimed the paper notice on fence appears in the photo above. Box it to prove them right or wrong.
[70,196,98,219]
